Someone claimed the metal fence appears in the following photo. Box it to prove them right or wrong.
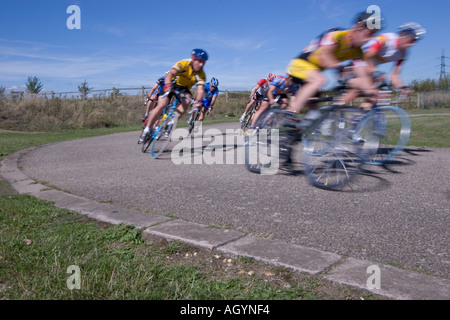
[2,87,448,108]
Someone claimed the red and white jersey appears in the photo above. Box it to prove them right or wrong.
[363,33,407,66]
[255,78,270,95]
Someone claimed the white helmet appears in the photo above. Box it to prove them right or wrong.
[398,22,426,41]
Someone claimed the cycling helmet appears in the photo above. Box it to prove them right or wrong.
[398,22,426,41]
[267,73,275,81]
[210,77,219,87]
[192,48,209,61]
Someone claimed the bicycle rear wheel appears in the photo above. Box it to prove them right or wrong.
[150,113,178,159]
[302,107,364,190]
[355,106,411,165]
[244,108,284,174]
[303,148,361,190]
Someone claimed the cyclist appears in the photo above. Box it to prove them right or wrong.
[142,71,169,122]
[351,22,426,99]
[188,77,220,132]
[239,73,275,123]
[250,74,300,128]
[140,49,208,143]
[199,77,220,120]
[279,12,382,167]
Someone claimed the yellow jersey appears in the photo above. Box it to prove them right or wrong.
[306,30,364,68]
[172,59,206,89]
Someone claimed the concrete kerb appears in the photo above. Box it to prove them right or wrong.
[1,149,449,300]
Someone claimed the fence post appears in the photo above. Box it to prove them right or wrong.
[422,92,425,109]
[225,89,229,102]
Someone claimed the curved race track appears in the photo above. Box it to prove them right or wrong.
[19,122,450,279]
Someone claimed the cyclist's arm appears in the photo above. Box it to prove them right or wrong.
[195,84,205,104]
[267,85,276,105]
[148,82,159,97]
[363,49,379,75]
[164,68,178,91]
[210,95,217,108]
[250,85,260,99]
[318,44,341,70]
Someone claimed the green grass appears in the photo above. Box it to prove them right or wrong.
[409,115,450,148]
[0,193,375,300]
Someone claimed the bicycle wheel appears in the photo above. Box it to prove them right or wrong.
[244,108,285,174]
[240,108,256,135]
[302,107,365,190]
[141,132,153,153]
[355,105,411,165]
[150,113,178,159]
[303,147,361,190]
[302,106,366,156]
[187,110,199,136]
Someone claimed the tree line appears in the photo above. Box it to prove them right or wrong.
[409,75,449,92]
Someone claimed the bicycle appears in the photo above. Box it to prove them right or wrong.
[141,90,194,158]
[352,89,411,166]
[244,93,367,186]
[187,105,211,136]
[244,85,411,189]
[240,98,261,136]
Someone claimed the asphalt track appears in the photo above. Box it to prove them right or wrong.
[16,121,450,281]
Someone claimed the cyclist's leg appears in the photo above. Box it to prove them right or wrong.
[287,72,325,114]
[346,62,378,109]
[144,95,169,132]
[250,99,269,128]
[198,103,209,122]
[175,89,193,118]
[245,99,254,114]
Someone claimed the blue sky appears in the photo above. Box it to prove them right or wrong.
[1,0,448,94]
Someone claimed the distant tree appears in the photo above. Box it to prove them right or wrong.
[25,76,44,94]
[0,86,5,98]
[78,80,93,99]
[410,75,450,92]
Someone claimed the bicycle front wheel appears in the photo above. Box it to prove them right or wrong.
[355,106,411,165]
[240,109,255,136]
[187,110,199,136]
[150,114,178,159]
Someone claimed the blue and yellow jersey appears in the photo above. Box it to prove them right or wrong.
[202,82,219,107]
[172,59,206,89]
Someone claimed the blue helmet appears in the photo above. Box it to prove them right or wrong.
[192,48,208,61]
[210,77,219,87]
